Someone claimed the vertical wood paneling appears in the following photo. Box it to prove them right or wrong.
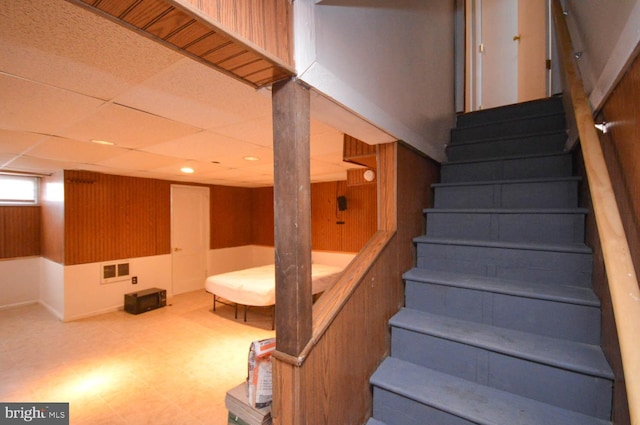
[0,206,40,259]
[40,171,65,264]
[210,185,252,248]
[311,181,376,252]
[584,50,640,425]
[251,186,275,247]
[64,171,171,265]
[178,0,293,66]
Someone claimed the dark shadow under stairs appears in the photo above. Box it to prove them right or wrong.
[368,96,614,425]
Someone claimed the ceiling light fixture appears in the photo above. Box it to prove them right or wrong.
[180,167,195,174]
[243,156,260,161]
[91,139,115,146]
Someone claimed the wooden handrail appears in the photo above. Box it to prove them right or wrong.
[272,229,395,366]
[552,2,640,423]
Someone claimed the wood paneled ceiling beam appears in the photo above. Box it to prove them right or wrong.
[67,0,295,88]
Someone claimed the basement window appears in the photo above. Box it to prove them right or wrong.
[0,175,39,205]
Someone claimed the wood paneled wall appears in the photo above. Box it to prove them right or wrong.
[581,50,640,425]
[0,206,40,259]
[50,170,374,265]
[177,0,292,66]
[251,186,275,247]
[210,185,253,248]
[251,182,377,253]
[311,181,377,252]
[64,171,172,265]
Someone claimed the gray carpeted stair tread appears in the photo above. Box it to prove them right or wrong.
[371,358,612,425]
[403,268,600,307]
[390,308,613,379]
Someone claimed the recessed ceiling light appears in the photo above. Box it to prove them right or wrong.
[180,167,195,174]
[91,139,115,146]
[243,156,260,161]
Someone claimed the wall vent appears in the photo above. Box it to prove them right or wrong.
[101,262,130,284]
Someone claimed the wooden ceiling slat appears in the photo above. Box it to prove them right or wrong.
[232,59,270,76]
[93,0,136,17]
[145,8,195,40]
[165,20,211,47]
[202,43,247,65]
[120,0,171,29]
[218,51,261,71]
[185,32,232,57]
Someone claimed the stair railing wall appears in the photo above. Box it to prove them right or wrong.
[271,142,439,425]
[551,1,640,423]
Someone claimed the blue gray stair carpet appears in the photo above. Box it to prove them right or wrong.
[367,96,613,425]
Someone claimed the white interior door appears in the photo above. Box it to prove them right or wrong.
[171,185,209,295]
[478,0,519,109]
[469,0,547,110]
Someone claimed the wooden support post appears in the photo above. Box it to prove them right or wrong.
[272,77,312,357]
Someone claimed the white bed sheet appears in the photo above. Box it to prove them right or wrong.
[205,263,343,307]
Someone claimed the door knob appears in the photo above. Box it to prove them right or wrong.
[513,35,521,41]
[174,247,182,252]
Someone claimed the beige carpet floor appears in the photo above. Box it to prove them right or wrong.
[0,290,275,424]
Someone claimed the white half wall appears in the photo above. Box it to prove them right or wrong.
[40,258,64,320]
[295,0,456,162]
[0,257,40,309]
[63,254,171,322]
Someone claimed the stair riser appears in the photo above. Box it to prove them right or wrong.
[405,281,601,344]
[426,212,585,244]
[391,328,612,419]
[456,98,564,128]
[416,243,592,287]
[446,133,566,162]
[434,180,579,209]
[373,388,474,425]
[441,154,573,183]
[451,114,566,144]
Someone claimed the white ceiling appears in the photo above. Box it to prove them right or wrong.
[0,0,392,187]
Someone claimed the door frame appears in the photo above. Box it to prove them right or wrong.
[170,184,210,295]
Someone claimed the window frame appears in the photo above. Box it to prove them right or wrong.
[0,174,40,206]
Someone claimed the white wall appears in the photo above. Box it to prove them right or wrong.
[564,0,640,109]
[1,247,356,321]
[295,0,456,163]
[0,257,40,309]
[63,254,172,321]
[40,258,64,320]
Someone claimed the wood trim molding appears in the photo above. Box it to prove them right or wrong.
[552,2,640,422]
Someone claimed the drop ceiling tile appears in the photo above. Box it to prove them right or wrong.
[115,58,272,129]
[310,130,345,157]
[0,74,105,135]
[59,103,202,149]
[26,136,125,163]
[96,150,184,171]
[212,116,274,147]
[144,131,273,168]
[3,155,74,174]
[0,0,183,100]
[0,129,48,154]
[149,160,231,177]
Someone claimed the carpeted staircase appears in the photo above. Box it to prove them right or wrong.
[368,96,614,425]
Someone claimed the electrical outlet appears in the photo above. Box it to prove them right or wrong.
[132,276,138,284]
